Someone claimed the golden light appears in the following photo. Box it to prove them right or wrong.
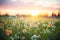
[1,9,55,16]
[30,10,40,16]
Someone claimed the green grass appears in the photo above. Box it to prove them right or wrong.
[0,16,60,40]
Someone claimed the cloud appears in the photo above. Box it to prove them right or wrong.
[20,0,35,3]
[19,0,60,9]
[0,0,60,10]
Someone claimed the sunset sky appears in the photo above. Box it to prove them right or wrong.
[0,0,60,15]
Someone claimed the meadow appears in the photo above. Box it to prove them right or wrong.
[0,16,60,40]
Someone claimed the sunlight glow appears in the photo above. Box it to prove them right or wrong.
[1,9,59,16]
[30,10,40,16]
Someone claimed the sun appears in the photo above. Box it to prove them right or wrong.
[30,10,40,16]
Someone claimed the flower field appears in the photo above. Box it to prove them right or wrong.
[0,16,60,40]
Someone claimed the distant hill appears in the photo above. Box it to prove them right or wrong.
[48,16,60,18]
